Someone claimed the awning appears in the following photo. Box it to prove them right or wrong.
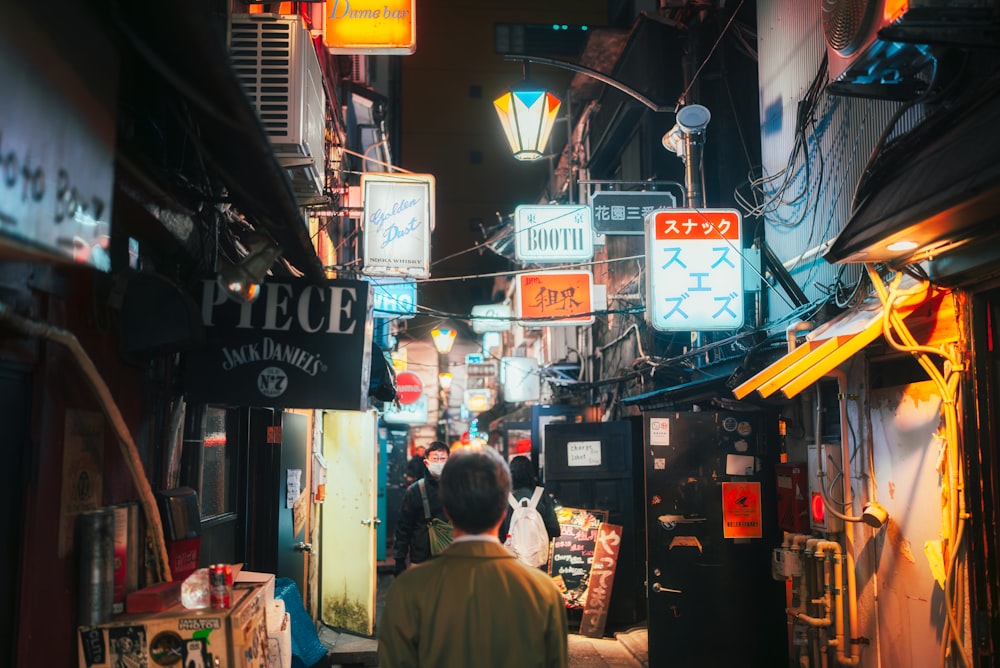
[733,275,934,400]
[620,374,730,407]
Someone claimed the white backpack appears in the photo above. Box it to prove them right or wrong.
[504,487,550,568]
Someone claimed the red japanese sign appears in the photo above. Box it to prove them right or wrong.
[653,209,741,240]
[722,481,763,539]
[517,271,594,326]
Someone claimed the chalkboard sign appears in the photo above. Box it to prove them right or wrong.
[549,508,607,608]
[579,523,623,638]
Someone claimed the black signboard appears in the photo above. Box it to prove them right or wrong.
[182,277,373,410]
[549,508,608,608]
[590,191,680,235]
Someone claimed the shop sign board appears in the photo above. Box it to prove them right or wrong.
[183,277,374,410]
[501,357,540,403]
[471,303,512,333]
[517,271,594,326]
[383,393,428,424]
[514,205,594,263]
[0,13,117,270]
[646,208,744,331]
[362,173,434,279]
[590,190,680,235]
[324,0,416,55]
[368,277,417,318]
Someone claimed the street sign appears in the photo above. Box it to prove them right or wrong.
[395,371,424,405]
[514,205,594,263]
[646,209,744,331]
[590,191,679,235]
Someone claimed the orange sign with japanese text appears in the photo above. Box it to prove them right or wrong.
[324,0,416,54]
[722,481,762,539]
[517,271,594,326]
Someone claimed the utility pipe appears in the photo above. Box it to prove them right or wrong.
[0,301,172,582]
[816,540,861,666]
[786,320,813,353]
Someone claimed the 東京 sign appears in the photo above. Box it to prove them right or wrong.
[590,190,680,235]
[646,209,744,331]
[514,205,594,263]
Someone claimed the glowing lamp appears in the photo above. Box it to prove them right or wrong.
[493,85,562,161]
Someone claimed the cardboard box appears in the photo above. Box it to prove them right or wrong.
[78,584,268,668]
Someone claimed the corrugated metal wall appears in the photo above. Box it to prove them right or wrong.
[755,0,924,323]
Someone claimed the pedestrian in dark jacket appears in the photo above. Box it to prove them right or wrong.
[498,455,561,543]
[393,441,451,574]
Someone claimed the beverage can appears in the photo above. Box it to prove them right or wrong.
[209,563,232,609]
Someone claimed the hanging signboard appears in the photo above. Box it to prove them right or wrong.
[394,371,424,405]
[517,271,595,326]
[722,481,763,539]
[579,522,623,638]
[362,173,434,279]
[646,208,744,331]
[590,190,679,235]
[471,303,512,333]
[324,0,416,55]
[501,357,540,403]
[383,393,429,424]
[182,277,373,410]
[514,205,594,263]
[368,277,417,318]
[0,12,117,271]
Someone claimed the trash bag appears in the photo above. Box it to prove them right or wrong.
[274,577,328,668]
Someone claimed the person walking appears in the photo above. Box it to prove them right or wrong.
[403,444,427,486]
[498,455,561,549]
[392,441,451,575]
[378,445,569,668]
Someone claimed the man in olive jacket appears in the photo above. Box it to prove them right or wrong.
[378,446,569,668]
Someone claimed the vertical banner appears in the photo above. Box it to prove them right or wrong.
[580,523,623,638]
[362,173,434,279]
[646,209,744,331]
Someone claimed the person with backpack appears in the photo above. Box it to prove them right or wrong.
[392,441,452,575]
[499,455,561,569]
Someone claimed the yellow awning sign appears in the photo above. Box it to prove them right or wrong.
[733,275,932,400]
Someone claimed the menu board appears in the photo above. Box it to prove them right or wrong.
[549,508,607,608]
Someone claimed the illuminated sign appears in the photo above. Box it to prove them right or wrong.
[383,393,428,424]
[324,0,416,55]
[590,190,680,235]
[514,205,593,263]
[517,271,594,326]
[368,277,417,318]
[646,209,744,331]
[394,371,424,405]
[362,173,434,279]
[471,303,512,333]
[464,388,494,413]
[501,357,540,402]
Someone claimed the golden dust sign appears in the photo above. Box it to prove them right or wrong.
[722,481,762,539]
[324,0,416,54]
[517,271,594,326]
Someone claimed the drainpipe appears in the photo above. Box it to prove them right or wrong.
[787,320,813,353]
[0,301,172,582]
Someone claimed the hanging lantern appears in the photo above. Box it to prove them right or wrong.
[493,86,562,161]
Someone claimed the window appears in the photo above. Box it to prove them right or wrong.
[181,405,235,521]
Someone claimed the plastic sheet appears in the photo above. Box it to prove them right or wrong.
[274,577,328,668]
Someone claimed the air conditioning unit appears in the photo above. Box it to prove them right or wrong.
[822,0,999,99]
[350,55,369,84]
[231,14,327,205]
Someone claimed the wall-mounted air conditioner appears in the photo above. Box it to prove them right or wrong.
[822,0,998,99]
[231,14,327,205]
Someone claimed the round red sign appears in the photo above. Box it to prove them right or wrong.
[395,371,424,405]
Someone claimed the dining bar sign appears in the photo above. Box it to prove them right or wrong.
[182,277,374,410]
[362,173,434,279]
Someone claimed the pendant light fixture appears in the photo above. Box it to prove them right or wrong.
[493,64,562,161]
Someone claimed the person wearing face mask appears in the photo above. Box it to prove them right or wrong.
[392,441,451,576]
